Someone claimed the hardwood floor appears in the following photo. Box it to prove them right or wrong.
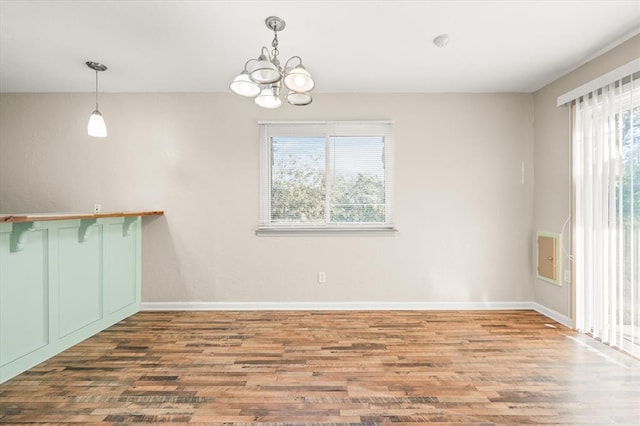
[1,310,639,424]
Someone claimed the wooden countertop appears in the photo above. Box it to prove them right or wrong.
[0,210,164,223]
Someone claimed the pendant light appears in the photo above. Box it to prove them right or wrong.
[229,16,315,108]
[86,61,107,138]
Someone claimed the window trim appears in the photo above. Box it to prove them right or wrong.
[255,226,398,236]
[258,121,395,234]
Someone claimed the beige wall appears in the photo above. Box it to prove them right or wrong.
[532,34,640,318]
[0,92,535,304]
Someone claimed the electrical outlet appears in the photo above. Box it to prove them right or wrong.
[94,204,102,213]
[564,270,571,284]
[318,272,326,283]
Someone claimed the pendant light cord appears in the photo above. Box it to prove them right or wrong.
[95,69,99,110]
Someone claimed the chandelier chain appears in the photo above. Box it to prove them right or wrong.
[271,27,279,61]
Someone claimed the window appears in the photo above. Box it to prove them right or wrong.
[259,121,394,232]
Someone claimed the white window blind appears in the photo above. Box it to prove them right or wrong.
[259,121,394,231]
[572,69,639,357]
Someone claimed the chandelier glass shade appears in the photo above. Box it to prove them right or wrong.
[230,16,314,108]
[286,90,312,106]
[255,85,283,109]
[283,64,314,93]
[250,53,282,84]
[229,70,261,97]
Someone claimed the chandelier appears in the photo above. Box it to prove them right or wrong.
[230,16,315,108]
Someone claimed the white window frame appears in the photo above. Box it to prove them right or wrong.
[258,121,395,235]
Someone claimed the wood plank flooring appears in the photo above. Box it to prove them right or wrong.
[1,310,639,424]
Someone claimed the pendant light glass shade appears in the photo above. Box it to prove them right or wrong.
[255,86,282,109]
[88,110,107,137]
[230,70,261,97]
[283,65,314,93]
[286,91,312,106]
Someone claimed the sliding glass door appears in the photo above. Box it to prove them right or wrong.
[573,72,639,357]
[618,101,639,354]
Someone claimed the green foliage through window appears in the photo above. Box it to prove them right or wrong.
[266,127,391,226]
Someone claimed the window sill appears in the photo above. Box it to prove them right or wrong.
[255,226,398,236]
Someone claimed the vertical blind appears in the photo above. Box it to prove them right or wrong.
[573,70,639,356]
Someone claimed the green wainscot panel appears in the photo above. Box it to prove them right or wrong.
[58,223,103,337]
[104,218,138,314]
[0,223,48,366]
[0,217,142,383]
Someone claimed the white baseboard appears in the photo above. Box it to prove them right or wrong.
[140,301,573,327]
[141,300,534,312]
[530,302,573,328]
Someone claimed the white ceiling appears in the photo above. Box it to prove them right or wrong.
[1,0,639,94]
